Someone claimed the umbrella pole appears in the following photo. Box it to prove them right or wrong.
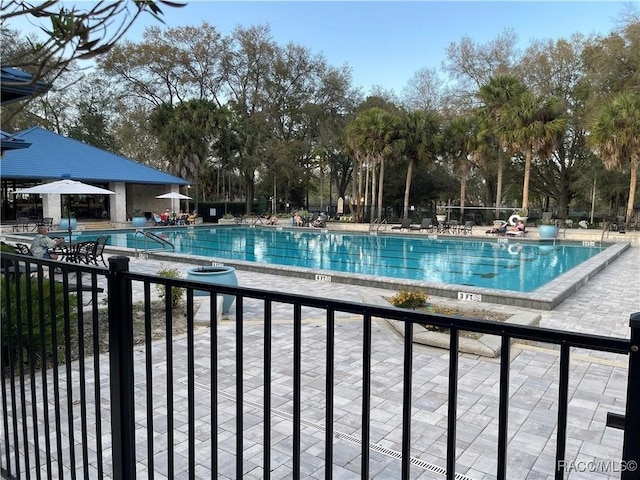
[67,196,73,243]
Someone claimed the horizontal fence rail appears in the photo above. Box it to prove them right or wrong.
[0,253,638,479]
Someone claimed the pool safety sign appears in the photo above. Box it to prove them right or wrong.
[458,292,482,302]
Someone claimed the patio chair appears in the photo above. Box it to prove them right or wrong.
[410,218,434,232]
[461,221,474,235]
[391,218,413,230]
[78,236,108,267]
[15,243,34,256]
[38,217,53,229]
[1,242,38,277]
[12,216,30,232]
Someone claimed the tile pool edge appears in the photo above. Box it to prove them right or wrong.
[104,241,630,311]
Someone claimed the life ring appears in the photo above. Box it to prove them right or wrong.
[508,214,519,226]
[508,244,522,255]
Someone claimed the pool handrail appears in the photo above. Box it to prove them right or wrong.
[134,229,175,257]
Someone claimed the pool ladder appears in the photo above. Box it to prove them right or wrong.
[369,218,388,233]
[134,229,175,258]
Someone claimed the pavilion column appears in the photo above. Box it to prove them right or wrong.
[42,193,62,225]
[110,182,127,223]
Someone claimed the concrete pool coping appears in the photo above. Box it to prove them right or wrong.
[98,237,629,311]
[3,228,629,310]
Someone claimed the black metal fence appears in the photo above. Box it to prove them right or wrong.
[1,253,638,479]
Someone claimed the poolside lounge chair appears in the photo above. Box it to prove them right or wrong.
[506,225,526,237]
[410,218,434,232]
[391,218,413,231]
[486,221,507,236]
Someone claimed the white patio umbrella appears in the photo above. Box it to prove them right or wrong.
[14,179,116,242]
[156,192,192,213]
[155,192,192,200]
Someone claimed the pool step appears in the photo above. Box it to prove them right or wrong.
[79,221,115,231]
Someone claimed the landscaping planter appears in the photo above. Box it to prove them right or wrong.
[59,218,77,230]
[131,216,147,228]
[538,225,558,239]
[187,266,238,313]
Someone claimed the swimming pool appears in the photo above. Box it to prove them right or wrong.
[71,226,607,293]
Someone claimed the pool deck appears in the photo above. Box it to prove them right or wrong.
[6,224,639,479]
[111,245,639,478]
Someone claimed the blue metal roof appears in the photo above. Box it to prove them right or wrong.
[1,130,31,153]
[1,67,51,105]
[1,127,189,185]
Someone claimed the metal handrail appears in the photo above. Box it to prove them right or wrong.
[369,218,388,233]
[134,229,175,257]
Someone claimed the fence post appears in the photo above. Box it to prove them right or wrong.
[622,312,640,479]
[108,256,136,480]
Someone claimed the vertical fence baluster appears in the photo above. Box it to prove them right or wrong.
[446,327,459,480]
[293,302,301,477]
[554,344,570,480]
[325,309,335,480]
[107,257,135,480]
[401,319,413,480]
[361,313,372,478]
[236,296,245,479]
[143,282,154,480]
[210,292,219,478]
[497,335,510,480]
[622,312,640,480]
[263,299,272,480]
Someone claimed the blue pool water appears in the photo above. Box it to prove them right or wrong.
[73,226,607,293]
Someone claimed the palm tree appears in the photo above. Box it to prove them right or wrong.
[477,76,527,214]
[398,110,441,220]
[501,91,566,209]
[443,114,476,218]
[347,108,399,222]
[589,93,640,228]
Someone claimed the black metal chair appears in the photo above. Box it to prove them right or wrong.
[15,243,33,256]
[77,236,108,267]
[461,221,474,235]
[12,217,30,232]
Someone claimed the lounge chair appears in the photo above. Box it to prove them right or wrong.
[391,218,413,231]
[486,221,507,235]
[312,213,327,228]
[506,225,526,237]
[410,218,434,232]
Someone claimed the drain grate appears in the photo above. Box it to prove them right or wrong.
[198,383,474,479]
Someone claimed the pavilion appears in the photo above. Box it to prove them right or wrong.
[1,126,189,225]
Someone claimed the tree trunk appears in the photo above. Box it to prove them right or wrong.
[625,158,638,228]
[460,164,467,219]
[370,157,378,221]
[522,145,532,209]
[495,149,503,217]
[403,159,414,219]
[377,155,385,223]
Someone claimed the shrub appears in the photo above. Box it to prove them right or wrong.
[156,265,183,308]
[389,289,428,309]
[1,276,76,369]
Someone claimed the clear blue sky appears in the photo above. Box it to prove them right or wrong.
[11,1,630,93]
